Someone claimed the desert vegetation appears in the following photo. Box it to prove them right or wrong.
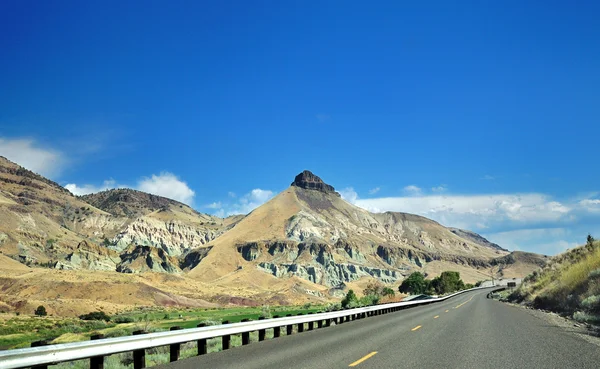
[0,304,323,350]
[398,271,472,295]
[507,235,600,325]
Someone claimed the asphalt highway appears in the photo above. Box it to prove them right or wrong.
[157,290,600,368]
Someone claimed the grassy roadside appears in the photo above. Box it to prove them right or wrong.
[507,239,600,325]
[0,304,324,350]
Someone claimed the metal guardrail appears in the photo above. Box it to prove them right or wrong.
[0,287,492,369]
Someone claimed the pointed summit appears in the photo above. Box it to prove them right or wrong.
[291,170,340,196]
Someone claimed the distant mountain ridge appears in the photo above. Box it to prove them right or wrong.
[81,188,201,218]
[0,159,547,315]
[449,228,508,252]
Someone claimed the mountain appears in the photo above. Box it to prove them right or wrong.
[0,156,233,270]
[188,170,521,291]
[0,159,545,316]
[448,228,508,252]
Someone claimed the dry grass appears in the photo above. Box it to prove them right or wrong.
[509,241,600,320]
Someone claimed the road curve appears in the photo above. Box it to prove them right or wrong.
[156,290,600,369]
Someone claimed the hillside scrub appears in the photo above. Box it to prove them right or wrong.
[508,237,600,324]
[399,271,468,295]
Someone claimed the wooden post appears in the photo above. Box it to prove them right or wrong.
[258,317,266,341]
[297,313,304,333]
[197,323,207,355]
[90,334,105,369]
[133,330,146,369]
[273,315,281,337]
[169,326,182,362]
[222,321,231,350]
[31,340,48,369]
[241,319,250,345]
[286,314,293,335]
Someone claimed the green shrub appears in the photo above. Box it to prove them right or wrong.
[341,290,358,308]
[34,306,47,317]
[79,311,111,322]
[113,316,134,323]
[399,272,428,294]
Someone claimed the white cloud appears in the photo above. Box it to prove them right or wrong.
[137,172,195,205]
[0,137,66,178]
[431,185,447,193]
[368,187,380,195]
[355,193,575,231]
[205,202,222,209]
[579,199,600,212]
[403,185,422,196]
[65,179,116,196]
[225,188,275,215]
[484,228,577,255]
[339,187,359,204]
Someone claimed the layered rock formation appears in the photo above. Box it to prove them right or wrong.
[291,170,340,197]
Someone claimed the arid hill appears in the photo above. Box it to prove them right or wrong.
[0,159,545,316]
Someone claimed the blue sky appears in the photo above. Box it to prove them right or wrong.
[1,1,599,255]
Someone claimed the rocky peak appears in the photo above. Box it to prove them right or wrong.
[291,170,340,196]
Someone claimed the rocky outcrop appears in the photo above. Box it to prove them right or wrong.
[117,245,181,274]
[63,241,120,271]
[180,247,212,271]
[238,240,400,286]
[291,170,340,197]
[111,217,222,256]
[376,245,492,269]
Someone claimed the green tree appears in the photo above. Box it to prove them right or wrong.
[382,287,395,297]
[399,272,428,294]
[79,311,111,321]
[34,305,47,317]
[432,271,465,294]
[587,234,595,251]
[341,290,359,308]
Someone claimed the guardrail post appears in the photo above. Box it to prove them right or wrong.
[286,314,293,335]
[325,318,331,327]
[222,321,231,350]
[273,315,281,337]
[196,323,207,355]
[258,317,266,341]
[318,319,323,328]
[241,319,251,345]
[297,313,304,332]
[308,313,314,331]
[31,340,48,369]
[133,330,146,369]
[90,334,105,369]
[169,326,182,362]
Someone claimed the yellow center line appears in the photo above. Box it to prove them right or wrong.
[434,315,439,319]
[455,294,476,309]
[411,325,422,331]
[349,351,378,367]
[445,310,449,313]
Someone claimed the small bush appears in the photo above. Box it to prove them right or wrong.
[79,311,111,322]
[34,306,47,317]
[581,295,600,314]
[260,305,272,319]
[573,311,600,324]
[341,290,358,308]
[113,316,134,324]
